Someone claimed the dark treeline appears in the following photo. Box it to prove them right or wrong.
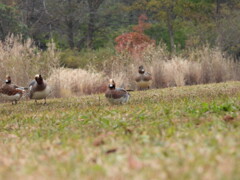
[0,0,240,58]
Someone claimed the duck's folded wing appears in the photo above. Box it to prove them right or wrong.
[106,89,129,99]
[13,84,20,89]
[0,85,23,96]
[28,80,36,87]
[143,73,152,81]
[16,87,28,91]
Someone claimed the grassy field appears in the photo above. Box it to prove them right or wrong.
[1,82,240,180]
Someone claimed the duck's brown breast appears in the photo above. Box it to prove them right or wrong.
[135,73,152,82]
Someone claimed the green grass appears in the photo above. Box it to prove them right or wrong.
[1,82,240,180]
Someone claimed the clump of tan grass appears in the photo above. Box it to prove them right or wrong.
[1,36,239,98]
[103,45,240,90]
[0,35,59,88]
[47,67,132,97]
[47,68,107,97]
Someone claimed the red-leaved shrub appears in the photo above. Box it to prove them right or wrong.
[115,14,155,56]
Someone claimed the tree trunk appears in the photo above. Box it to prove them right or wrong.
[87,9,95,49]
[216,0,221,15]
[167,12,175,55]
[67,20,75,49]
[215,0,222,47]
[0,23,5,41]
[67,0,75,49]
[86,0,104,49]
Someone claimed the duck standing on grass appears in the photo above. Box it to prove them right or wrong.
[105,79,130,104]
[29,74,51,104]
[0,75,25,104]
[135,65,152,90]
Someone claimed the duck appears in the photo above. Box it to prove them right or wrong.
[29,74,51,104]
[5,75,28,90]
[105,79,130,104]
[0,75,25,104]
[135,65,152,90]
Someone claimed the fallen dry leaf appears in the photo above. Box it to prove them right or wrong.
[125,127,133,134]
[223,115,234,122]
[93,132,114,146]
[128,155,143,170]
[93,136,105,146]
[105,148,117,154]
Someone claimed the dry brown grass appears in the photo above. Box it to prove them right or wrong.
[47,68,108,97]
[97,45,240,90]
[48,45,240,97]
[0,35,59,88]
[1,37,239,98]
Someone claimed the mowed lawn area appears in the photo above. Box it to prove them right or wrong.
[1,82,240,180]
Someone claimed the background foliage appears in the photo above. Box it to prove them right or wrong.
[0,0,239,68]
